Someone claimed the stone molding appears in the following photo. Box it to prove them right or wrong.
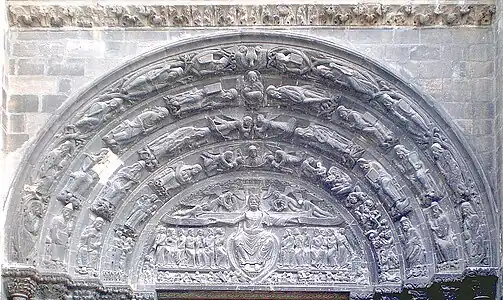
[8,3,495,28]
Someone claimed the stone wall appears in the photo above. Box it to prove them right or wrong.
[2,27,497,180]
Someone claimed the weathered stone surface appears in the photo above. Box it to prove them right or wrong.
[1,32,498,299]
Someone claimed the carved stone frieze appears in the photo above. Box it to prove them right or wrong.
[7,4,495,28]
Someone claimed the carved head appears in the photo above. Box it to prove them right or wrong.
[266,85,281,99]
[379,93,394,108]
[336,105,350,120]
[246,71,259,82]
[394,145,408,159]
[107,97,124,109]
[400,217,412,231]
[460,202,475,217]
[30,201,43,217]
[242,116,253,128]
[238,45,247,53]
[156,226,167,235]
[430,143,443,158]
[247,194,260,211]
[248,145,258,157]
[430,202,443,217]
[223,151,234,162]
[222,88,238,100]
[357,158,370,171]
[62,203,73,219]
[93,217,105,231]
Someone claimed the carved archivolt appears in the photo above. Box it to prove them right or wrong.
[3,32,497,299]
[7,4,495,28]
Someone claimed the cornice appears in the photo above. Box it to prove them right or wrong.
[7,3,496,28]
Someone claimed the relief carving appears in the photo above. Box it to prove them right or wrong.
[77,217,105,275]
[394,144,441,207]
[121,62,185,100]
[399,217,427,278]
[313,59,379,100]
[74,97,126,134]
[91,161,146,220]
[8,4,495,28]
[427,202,459,267]
[373,92,431,142]
[56,149,109,209]
[430,142,468,200]
[44,203,75,268]
[124,194,160,232]
[357,158,411,216]
[163,82,238,116]
[336,105,397,148]
[460,202,487,266]
[235,45,268,70]
[148,181,359,285]
[102,107,170,153]
[268,47,312,75]
[242,71,265,109]
[345,189,400,282]
[150,163,202,197]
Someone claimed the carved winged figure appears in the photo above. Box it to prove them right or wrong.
[235,45,268,70]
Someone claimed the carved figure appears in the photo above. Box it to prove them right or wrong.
[47,203,74,264]
[77,217,105,271]
[173,192,237,217]
[256,114,297,137]
[265,149,304,172]
[242,71,264,109]
[280,229,295,267]
[270,191,333,218]
[323,166,354,195]
[268,47,312,75]
[313,59,379,98]
[235,45,268,70]
[373,92,430,138]
[337,105,396,147]
[91,161,145,220]
[102,106,170,151]
[201,150,243,172]
[56,149,108,208]
[122,63,184,99]
[163,83,238,115]
[295,124,351,154]
[394,144,440,205]
[357,158,410,215]
[399,217,426,268]
[428,202,458,263]
[431,143,467,198]
[36,140,75,194]
[74,98,125,133]
[190,49,232,76]
[243,145,266,167]
[460,202,486,265]
[266,85,333,104]
[125,194,159,231]
[153,164,202,195]
[300,157,327,180]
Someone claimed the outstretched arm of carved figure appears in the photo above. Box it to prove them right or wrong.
[207,214,244,225]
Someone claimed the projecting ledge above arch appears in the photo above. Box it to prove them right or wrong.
[3,32,498,299]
